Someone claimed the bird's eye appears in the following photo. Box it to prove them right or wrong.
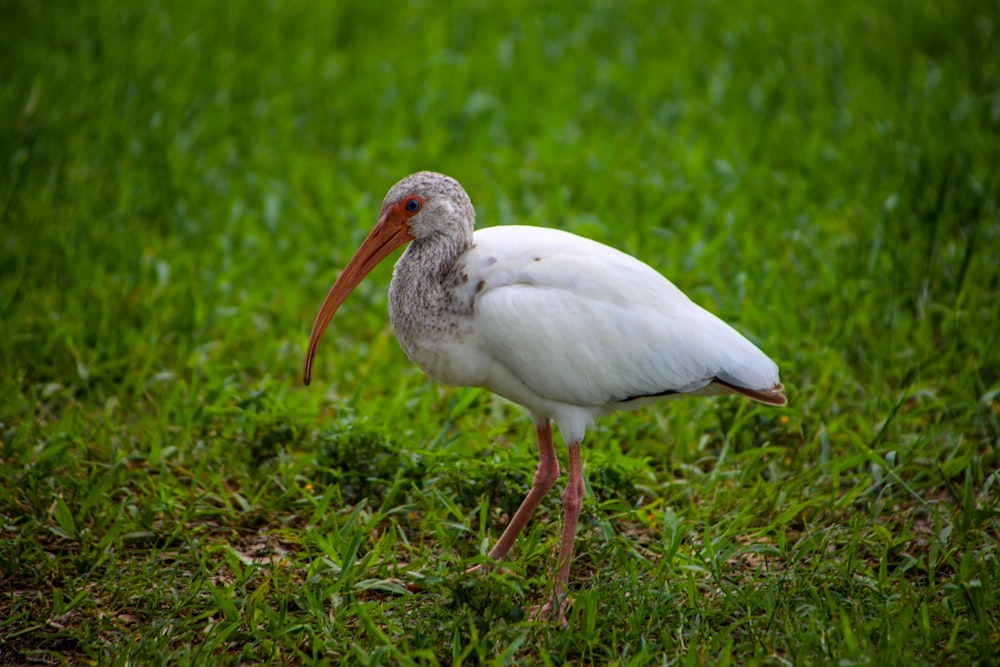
[405,198,421,212]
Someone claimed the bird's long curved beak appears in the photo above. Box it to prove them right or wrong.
[303,210,413,385]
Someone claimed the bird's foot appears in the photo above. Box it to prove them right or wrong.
[535,591,571,627]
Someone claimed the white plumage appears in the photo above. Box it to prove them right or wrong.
[304,171,785,622]
[438,225,780,443]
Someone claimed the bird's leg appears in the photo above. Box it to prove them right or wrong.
[467,419,559,573]
[488,418,560,560]
[540,441,584,623]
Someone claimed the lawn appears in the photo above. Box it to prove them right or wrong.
[2,0,998,664]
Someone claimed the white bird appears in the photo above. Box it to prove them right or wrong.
[304,171,786,621]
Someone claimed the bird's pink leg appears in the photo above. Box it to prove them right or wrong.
[471,419,559,567]
[540,441,584,622]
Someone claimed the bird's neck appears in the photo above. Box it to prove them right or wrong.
[388,230,474,351]
[399,230,471,285]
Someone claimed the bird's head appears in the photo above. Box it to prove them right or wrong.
[302,171,474,385]
[380,171,475,242]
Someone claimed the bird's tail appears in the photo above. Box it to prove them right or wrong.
[714,379,787,406]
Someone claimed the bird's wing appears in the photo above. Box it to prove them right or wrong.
[456,226,780,408]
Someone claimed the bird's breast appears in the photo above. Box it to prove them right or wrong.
[390,308,489,387]
[388,258,489,388]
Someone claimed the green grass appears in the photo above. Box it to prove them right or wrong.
[2,0,999,664]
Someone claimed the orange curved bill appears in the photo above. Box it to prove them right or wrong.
[302,211,413,385]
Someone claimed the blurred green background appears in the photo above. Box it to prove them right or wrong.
[2,0,998,664]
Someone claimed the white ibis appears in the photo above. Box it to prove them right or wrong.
[304,171,786,621]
